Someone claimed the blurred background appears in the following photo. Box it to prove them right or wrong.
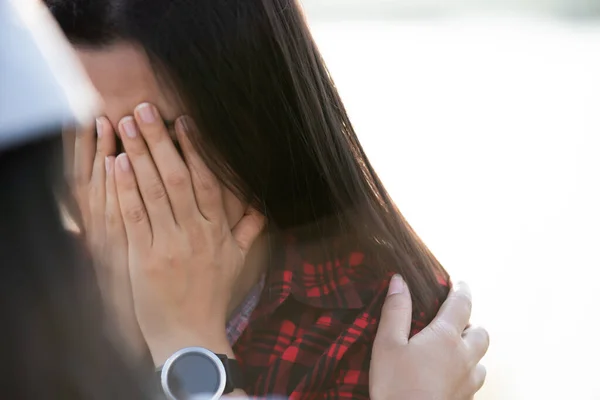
[302,1,600,399]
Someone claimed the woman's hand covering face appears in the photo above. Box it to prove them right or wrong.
[63,117,146,359]
[113,103,265,365]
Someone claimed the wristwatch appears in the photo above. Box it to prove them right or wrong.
[156,347,245,400]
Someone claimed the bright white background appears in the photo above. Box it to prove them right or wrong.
[308,16,600,400]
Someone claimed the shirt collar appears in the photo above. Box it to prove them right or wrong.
[254,234,365,320]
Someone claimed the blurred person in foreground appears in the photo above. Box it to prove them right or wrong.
[0,0,149,398]
[0,0,488,399]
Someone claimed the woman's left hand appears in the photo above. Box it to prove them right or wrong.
[370,277,489,400]
[113,103,265,366]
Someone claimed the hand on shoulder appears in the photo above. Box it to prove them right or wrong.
[370,276,489,400]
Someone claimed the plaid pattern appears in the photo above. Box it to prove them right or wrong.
[227,274,266,345]
[233,235,448,399]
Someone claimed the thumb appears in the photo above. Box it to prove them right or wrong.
[375,275,413,348]
[231,207,266,256]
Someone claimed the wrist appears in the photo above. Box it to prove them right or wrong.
[151,329,232,367]
[156,343,244,399]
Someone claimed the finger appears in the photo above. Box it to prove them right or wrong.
[231,207,266,257]
[118,116,175,231]
[104,155,132,303]
[457,363,487,400]
[463,326,490,365]
[92,117,117,178]
[114,153,152,247]
[95,155,119,283]
[61,123,86,230]
[62,124,76,183]
[73,121,96,190]
[89,117,117,235]
[470,364,487,394]
[133,103,196,225]
[175,116,225,223]
[374,275,413,348]
[72,122,96,230]
[105,155,127,243]
[430,281,472,338]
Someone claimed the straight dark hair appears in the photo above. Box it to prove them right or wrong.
[0,135,150,399]
[46,0,449,318]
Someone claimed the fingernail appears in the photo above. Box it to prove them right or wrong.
[388,274,406,296]
[96,118,103,137]
[454,281,472,300]
[117,154,130,171]
[136,103,156,124]
[121,117,137,138]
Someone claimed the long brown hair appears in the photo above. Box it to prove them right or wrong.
[47,0,449,318]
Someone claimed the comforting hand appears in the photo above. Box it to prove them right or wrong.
[113,103,265,366]
[370,276,489,400]
[64,119,146,358]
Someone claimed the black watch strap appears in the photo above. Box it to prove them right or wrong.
[217,354,245,394]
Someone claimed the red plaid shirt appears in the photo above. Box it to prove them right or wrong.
[233,236,448,399]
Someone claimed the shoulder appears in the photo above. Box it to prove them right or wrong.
[278,235,448,337]
[237,236,448,398]
[346,252,448,337]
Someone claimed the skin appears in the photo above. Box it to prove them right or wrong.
[372,278,489,400]
[72,103,259,398]
[74,42,268,320]
[76,42,244,225]
[68,40,489,399]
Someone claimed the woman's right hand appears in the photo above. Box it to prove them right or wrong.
[65,118,146,359]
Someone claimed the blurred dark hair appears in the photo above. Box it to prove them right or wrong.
[45,0,449,317]
[0,133,149,399]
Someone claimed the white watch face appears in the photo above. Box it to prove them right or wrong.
[162,348,226,400]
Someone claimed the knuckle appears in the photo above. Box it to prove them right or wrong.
[126,143,148,157]
[124,205,147,224]
[143,179,167,201]
[206,224,229,250]
[193,170,219,192]
[476,327,490,347]
[468,326,490,351]
[105,208,120,227]
[191,221,211,243]
[164,170,188,188]
[211,221,229,239]
[431,318,461,342]
[383,294,412,314]
[451,289,473,314]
